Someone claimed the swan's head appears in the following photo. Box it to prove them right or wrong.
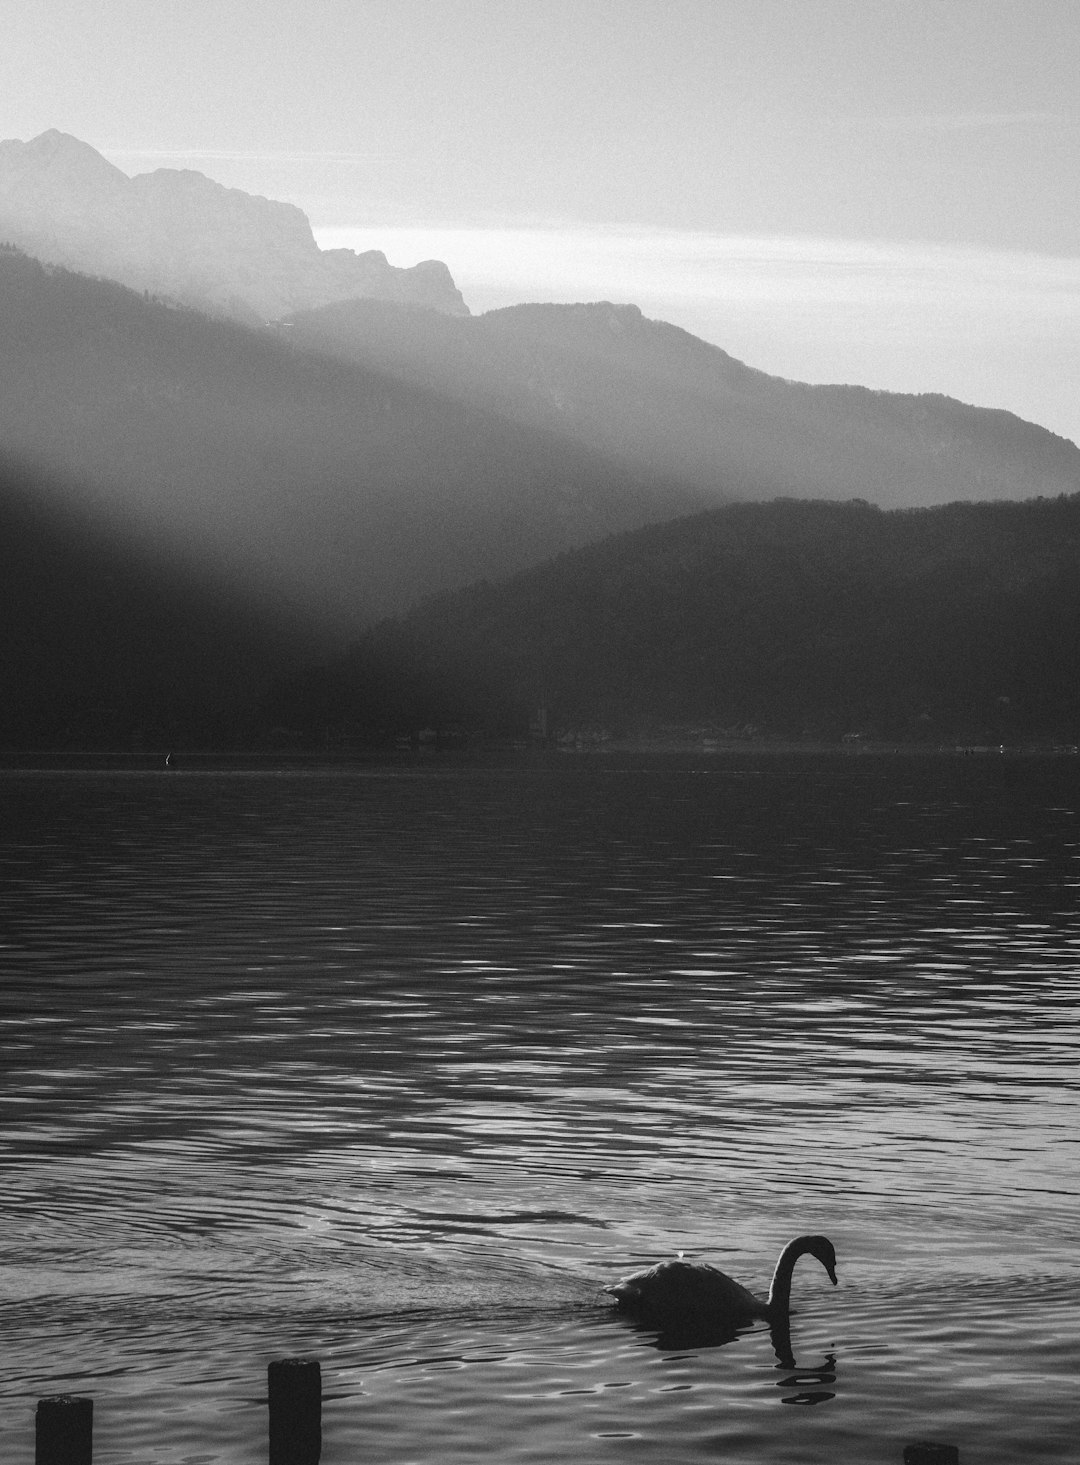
[801,1234,838,1285]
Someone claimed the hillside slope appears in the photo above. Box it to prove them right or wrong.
[284,297,1080,510]
[259,495,1080,745]
[0,249,707,628]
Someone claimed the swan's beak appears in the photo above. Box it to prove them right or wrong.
[827,1263,838,1286]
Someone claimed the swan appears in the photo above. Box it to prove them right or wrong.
[604,1234,838,1327]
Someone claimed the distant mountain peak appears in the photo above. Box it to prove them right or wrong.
[0,129,469,321]
[0,127,129,197]
[19,127,77,147]
[6,127,111,162]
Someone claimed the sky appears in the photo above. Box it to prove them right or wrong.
[3,0,1079,442]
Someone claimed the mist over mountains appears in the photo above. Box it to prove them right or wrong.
[2,128,1078,750]
[6,241,1076,659]
[284,296,1080,510]
[0,248,700,631]
[0,129,467,321]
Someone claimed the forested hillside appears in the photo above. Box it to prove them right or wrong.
[258,495,1080,746]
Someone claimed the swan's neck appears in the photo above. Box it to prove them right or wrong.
[765,1240,806,1316]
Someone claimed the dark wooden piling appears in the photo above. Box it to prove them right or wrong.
[35,1395,93,1465]
[904,1445,960,1464]
[268,1357,321,1465]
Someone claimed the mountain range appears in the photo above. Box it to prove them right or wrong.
[5,245,1077,648]
[282,295,1080,509]
[0,129,467,321]
[2,128,1078,748]
[0,247,699,630]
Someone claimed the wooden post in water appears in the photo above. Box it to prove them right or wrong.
[268,1358,321,1465]
[35,1395,93,1465]
[904,1445,960,1464]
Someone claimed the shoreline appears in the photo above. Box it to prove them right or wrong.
[1,739,1076,773]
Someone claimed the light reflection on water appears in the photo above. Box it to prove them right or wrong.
[1,756,1078,1463]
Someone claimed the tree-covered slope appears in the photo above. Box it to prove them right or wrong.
[259,495,1080,745]
[284,297,1080,511]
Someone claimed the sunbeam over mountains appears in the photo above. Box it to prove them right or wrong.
[1,128,1078,748]
[283,295,1080,509]
[0,247,707,636]
[0,452,319,747]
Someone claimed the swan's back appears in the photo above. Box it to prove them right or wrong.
[605,1258,766,1323]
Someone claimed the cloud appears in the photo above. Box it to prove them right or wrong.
[315,223,1080,320]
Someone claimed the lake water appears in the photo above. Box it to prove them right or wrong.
[1,754,1078,1464]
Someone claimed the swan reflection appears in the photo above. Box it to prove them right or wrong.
[614,1307,840,1407]
[776,1351,838,1405]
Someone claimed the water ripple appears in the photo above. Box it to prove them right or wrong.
[1,757,1078,1462]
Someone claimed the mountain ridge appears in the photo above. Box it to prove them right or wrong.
[283,295,1080,509]
[3,244,1079,644]
[0,129,468,320]
[0,247,706,631]
[3,128,1075,516]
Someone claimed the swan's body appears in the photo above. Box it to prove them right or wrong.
[605,1234,837,1326]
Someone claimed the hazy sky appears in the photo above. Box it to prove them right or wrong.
[4,0,1079,441]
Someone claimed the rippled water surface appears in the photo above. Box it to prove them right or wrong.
[1,755,1078,1463]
